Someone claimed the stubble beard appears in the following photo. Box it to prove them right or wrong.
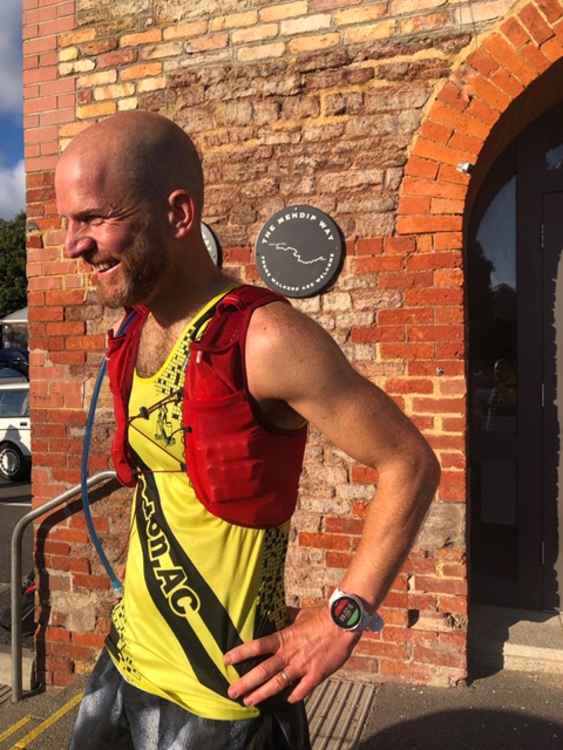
[96,228,164,310]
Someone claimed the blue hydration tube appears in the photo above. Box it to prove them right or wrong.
[81,355,123,595]
[80,313,135,596]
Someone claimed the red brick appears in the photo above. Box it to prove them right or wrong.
[324,516,364,534]
[24,35,56,55]
[438,595,468,615]
[406,252,461,272]
[405,287,463,305]
[402,176,466,200]
[466,47,499,77]
[438,471,466,501]
[405,156,439,180]
[355,256,404,273]
[490,68,525,98]
[482,33,536,86]
[440,452,465,469]
[518,3,555,44]
[377,308,433,325]
[57,1,74,17]
[72,574,111,591]
[414,644,466,669]
[408,325,462,343]
[415,575,467,595]
[326,550,354,568]
[351,325,405,343]
[519,42,552,73]
[356,237,383,255]
[441,563,466,578]
[65,335,106,351]
[412,397,465,413]
[38,16,76,35]
[379,271,434,289]
[45,289,85,305]
[466,74,511,112]
[398,196,431,214]
[23,65,58,85]
[97,48,136,69]
[420,120,452,144]
[436,81,467,112]
[351,465,379,483]
[45,626,70,642]
[72,632,106,648]
[407,360,465,378]
[380,343,435,360]
[536,0,563,23]
[385,378,434,394]
[501,16,531,46]
[40,78,76,96]
[298,532,351,551]
[383,236,416,254]
[311,0,362,8]
[355,640,406,659]
[397,214,463,234]
[379,659,434,682]
[40,108,75,126]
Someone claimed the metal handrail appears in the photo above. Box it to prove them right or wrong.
[10,470,117,702]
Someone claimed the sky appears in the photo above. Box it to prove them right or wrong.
[0,0,24,221]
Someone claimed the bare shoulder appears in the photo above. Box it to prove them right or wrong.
[245,300,352,403]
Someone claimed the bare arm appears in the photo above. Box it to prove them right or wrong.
[225,302,440,703]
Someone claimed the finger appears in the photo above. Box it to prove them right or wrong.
[241,668,298,707]
[224,631,283,666]
[286,673,319,704]
[228,656,284,699]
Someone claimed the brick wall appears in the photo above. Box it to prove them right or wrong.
[23,0,563,688]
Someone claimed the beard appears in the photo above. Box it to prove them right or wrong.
[95,226,165,310]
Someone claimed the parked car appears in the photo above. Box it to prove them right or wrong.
[0,380,30,481]
[0,348,28,379]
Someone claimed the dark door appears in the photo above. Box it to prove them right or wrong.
[469,101,563,611]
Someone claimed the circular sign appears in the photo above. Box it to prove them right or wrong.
[201,223,220,266]
[255,205,343,298]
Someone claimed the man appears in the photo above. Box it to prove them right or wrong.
[55,111,440,749]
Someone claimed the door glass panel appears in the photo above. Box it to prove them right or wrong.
[469,160,518,533]
[471,174,518,435]
[546,143,563,171]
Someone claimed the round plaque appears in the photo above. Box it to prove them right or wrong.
[201,222,220,266]
[255,205,343,298]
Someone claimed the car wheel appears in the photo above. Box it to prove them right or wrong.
[0,443,27,482]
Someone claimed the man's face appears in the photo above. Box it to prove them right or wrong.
[55,153,166,309]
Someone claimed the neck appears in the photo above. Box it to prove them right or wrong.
[144,261,234,330]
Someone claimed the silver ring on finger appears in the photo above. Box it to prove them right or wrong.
[280,669,291,685]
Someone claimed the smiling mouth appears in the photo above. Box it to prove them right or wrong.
[90,259,121,274]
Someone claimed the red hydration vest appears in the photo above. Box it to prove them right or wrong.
[106,285,307,529]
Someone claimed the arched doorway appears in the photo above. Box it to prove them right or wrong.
[468,100,563,612]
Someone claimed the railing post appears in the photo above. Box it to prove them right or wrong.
[10,470,116,702]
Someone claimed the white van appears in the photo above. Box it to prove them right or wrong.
[0,379,30,482]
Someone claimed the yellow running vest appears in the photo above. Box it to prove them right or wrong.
[106,288,290,720]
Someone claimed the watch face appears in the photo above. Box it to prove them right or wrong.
[331,596,362,630]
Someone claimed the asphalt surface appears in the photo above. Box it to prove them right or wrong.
[358,670,563,749]
[0,669,561,749]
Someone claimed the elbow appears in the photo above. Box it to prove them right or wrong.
[419,443,441,504]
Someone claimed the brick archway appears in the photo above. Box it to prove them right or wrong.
[383,1,563,514]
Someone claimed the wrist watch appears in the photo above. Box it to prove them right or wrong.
[328,588,384,632]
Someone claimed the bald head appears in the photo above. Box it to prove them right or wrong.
[59,111,204,218]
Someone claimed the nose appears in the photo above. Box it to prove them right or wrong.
[64,222,96,259]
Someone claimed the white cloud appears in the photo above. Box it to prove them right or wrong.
[0,160,25,220]
[0,0,22,114]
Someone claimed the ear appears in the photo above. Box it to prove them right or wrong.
[167,189,196,239]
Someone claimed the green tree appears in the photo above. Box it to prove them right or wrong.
[0,212,26,319]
